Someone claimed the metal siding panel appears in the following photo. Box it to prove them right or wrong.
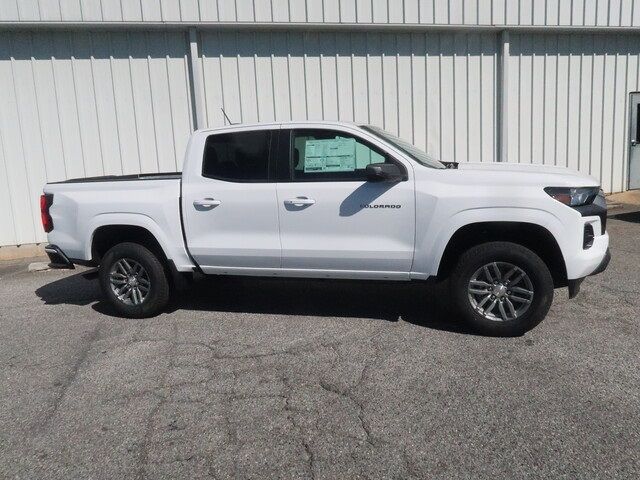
[79,0,103,20]
[480,33,496,162]
[388,0,404,23]
[323,0,340,22]
[121,0,144,21]
[141,0,163,21]
[319,33,339,120]
[600,36,617,190]
[8,32,46,242]
[507,34,521,162]
[288,0,306,21]
[180,0,201,21]
[253,32,276,122]
[38,0,63,20]
[100,0,123,20]
[69,31,105,177]
[371,0,388,23]
[404,0,420,23]
[620,0,633,26]
[336,33,354,121]
[577,35,594,175]
[286,32,308,119]
[439,33,455,162]
[356,0,373,22]
[466,32,481,161]
[350,33,370,123]
[237,31,259,122]
[419,0,434,23]
[543,34,558,165]
[306,0,324,22]
[381,33,398,133]
[304,32,324,120]
[366,33,384,128]
[566,34,582,171]
[254,0,273,21]
[410,33,426,150]
[583,0,598,25]
[340,0,356,23]
[17,0,41,20]
[610,36,628,192]
[160,0,182,20]
[201,32,225,126]
[531,34,545,164]
[29,33,67,182]
[128,31,160,173]
[425,32,441,157]
[51,33,86,178]
[0,1,20,21]
[164,31,193,168]
[397,34,413,141]
[554,35,569,166]
[233,0,253,21]
[271,0,289,21]
[145,31,178,170]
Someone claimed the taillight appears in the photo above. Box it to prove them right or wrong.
[40,194,53,233]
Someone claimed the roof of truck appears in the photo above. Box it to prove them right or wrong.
[195,120,363,134]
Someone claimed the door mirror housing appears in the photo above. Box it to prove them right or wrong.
[365,162,406,182]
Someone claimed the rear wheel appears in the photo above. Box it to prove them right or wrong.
[99,242,170,318]
[449,242,554,336]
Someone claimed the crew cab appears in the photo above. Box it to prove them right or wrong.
[42,121,610,336]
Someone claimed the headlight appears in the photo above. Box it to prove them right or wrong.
[544,187,600,207]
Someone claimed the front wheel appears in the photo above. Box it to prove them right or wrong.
[449,242,554,336]
[99,242,170,318]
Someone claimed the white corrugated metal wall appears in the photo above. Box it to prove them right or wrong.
[3,0,640,26]
[0,30,194,246]
[1,0,639,247]
[198,31,497,163]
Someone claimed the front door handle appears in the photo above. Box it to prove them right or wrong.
[284,197,316,206]
[193,198,221,208]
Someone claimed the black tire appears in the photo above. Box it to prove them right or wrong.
[99,242,170,318]
[449,241,554,336]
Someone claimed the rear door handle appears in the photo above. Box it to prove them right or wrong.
[284,197,316,206]
[193,198,221,208]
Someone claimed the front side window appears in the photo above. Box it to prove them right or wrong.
[291,129,394,181]
[202,130,272,182]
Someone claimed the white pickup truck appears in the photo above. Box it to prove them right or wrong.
[42,121,610,336]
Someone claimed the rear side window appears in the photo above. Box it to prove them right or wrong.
[202,130,272,182]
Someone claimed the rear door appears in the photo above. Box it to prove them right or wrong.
[276,126,416,278]
[181,126,281,273]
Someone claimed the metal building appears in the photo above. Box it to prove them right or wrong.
[1,0,640,248]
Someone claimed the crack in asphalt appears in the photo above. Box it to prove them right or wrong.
[33,320,104,432]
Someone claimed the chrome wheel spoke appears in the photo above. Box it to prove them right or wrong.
[468,261,534,323]
[109,258,150,306]
[498,301,509,321]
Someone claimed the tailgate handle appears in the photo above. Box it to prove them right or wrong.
[193,198,221,208]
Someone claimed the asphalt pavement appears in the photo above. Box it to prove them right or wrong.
[1,212,639,479]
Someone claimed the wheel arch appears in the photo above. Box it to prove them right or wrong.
[436,221,568,287]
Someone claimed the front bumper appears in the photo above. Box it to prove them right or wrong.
[44,244,75,269]
[567,247,611,298]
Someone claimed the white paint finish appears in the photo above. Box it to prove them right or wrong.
[507,32,640,192]
[0,30,193,246]
[44,122,609,283]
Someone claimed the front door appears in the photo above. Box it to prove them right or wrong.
[276,128,416,278]
[630,92,640,190]
[182,127,281,273]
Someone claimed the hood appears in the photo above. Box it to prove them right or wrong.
[456,162,600,187]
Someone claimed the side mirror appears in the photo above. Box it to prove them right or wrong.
[365,162,405,182]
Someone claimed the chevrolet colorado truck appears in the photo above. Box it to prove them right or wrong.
[42,121,610,335]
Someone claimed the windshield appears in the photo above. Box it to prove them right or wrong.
[360,125,445,169]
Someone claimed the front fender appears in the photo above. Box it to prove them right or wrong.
[414,207,567,278]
